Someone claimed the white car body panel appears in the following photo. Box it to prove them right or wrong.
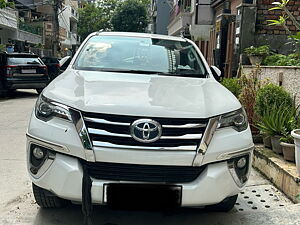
[44,70,240,118]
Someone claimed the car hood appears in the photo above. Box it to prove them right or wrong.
[44,70,241,118]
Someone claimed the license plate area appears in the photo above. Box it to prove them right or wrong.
[21,69,36,74]
[104,183,182,209]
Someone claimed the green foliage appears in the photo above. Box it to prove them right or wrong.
[0,44,5,52]
[0,0,14,9]
[244,45,270,56]
[256,104,294,136]
[220,78,242,98]
[268,0,300,54]
[255,83,293,119]
[78,1,118,40]
[262,53,300,66]
[238,67,266,132]
[111,0,149,32]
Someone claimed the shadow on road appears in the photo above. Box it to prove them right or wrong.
[33,205,239,225]
[0,90,39,101]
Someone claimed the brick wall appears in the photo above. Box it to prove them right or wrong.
[256,0,300,35]
[231,0,242,14]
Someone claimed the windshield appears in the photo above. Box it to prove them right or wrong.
[8,57,42,65]
[74,35,207,77]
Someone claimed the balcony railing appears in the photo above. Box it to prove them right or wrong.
[169,0,192,23]
[19,22,43,36]
[0,7,18,29]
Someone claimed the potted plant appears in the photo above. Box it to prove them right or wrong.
[280,104,299,162]
[256,104,295,154]
[244,45,270,65]
[291,129,300,173]
[280,136,295,162]
[255,84,293,149]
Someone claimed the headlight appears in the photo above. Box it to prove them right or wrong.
[218,108,248,132]
[35,95,72,121]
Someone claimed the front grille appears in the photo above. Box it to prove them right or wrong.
[81,112,208,151]
[83,161,207,183]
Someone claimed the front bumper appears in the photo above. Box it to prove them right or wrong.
[29,151,247,207]
[27,109,254,207]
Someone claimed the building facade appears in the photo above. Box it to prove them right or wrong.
[0,0,80,57]
[0,0,43,52]
[150,0,172,35]
[167,0,300,77]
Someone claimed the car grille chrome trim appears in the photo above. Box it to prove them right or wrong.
[84,117,131,126]
[162,123,207,128]
[88,128,131,138]
[81,112,208,151]
[88,128,203,140]
[93,141,197,151]
[70,109,95,162]
[160,133,203,140]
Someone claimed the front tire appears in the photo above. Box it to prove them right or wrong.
[32,183,69,208]
[206,195,238,212]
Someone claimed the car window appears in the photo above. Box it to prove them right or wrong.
[74,35,207,77]
[8,57,43,65]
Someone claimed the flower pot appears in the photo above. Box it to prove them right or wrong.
[280,142,295,162]
[270,135,283,154]
[248,55,263,65]
[263,135,272,148]
[291,129,300,173]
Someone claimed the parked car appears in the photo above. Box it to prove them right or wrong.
[26,32,254,213]
[0,52,50,95]
[41,57,60,80]
[59,56,72,73]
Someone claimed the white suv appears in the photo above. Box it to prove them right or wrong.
[27,32,253,213]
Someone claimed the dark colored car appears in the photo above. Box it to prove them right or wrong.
[0,52,50,95]
[41,57,60,80]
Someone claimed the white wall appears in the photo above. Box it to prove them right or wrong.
[243,66,300,105]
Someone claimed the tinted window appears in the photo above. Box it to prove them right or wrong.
[8,57,43,65]
[75,35,207,77]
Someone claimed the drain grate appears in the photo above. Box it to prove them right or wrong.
[235,184,293,212]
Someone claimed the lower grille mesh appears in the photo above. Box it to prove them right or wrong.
[83,161,207,183]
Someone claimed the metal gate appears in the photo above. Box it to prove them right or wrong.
[224,21,236,78]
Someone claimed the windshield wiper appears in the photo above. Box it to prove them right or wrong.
[90,68,174,75]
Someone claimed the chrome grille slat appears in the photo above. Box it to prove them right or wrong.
[162,124,207,128]
[88,128,131,138]
[81,112,208,151]
[84,117,130,126]
[93,142,197,151]
[88,128,203,140]
[160,134,203,140]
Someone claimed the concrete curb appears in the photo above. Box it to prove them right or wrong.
[253,145,300,203]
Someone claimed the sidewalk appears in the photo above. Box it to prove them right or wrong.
[253,145,300,203]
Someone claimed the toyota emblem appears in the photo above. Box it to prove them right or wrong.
[130,119,162,143]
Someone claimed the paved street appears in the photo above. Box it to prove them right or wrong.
[0,90,300,225]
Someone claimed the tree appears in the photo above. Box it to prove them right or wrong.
[268,0,300,57]
[0,0,14,9]
[111,0,149,32]
[78,0,118,41]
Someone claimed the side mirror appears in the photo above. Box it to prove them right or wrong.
[210,66,222,81]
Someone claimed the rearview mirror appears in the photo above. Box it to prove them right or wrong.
[210,66,222,81]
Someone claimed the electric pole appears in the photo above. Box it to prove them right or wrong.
[53,0,62,57]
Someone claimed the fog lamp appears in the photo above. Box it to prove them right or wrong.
[236,157,247,169]
[33,147,45,159]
